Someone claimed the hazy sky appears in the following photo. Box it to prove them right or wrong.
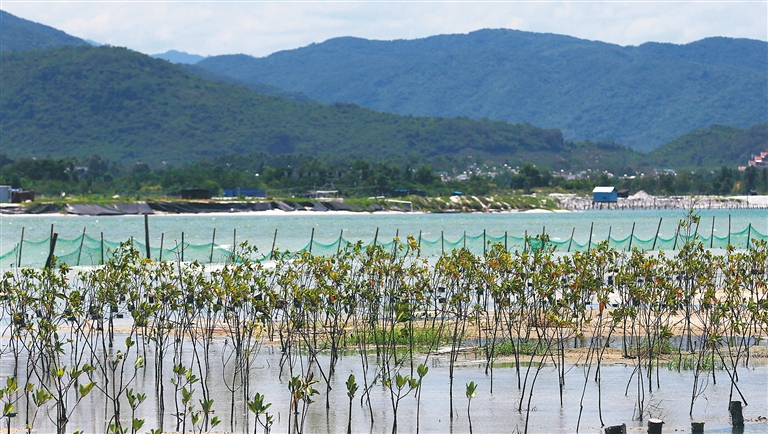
[2,1,766,57]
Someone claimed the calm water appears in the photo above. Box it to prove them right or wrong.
[2,335,766,433]
[1,208,766,257]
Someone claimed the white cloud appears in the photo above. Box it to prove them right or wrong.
[2,1,766,56]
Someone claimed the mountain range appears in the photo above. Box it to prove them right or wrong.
[0,9,765,172]
[197,30,767,152]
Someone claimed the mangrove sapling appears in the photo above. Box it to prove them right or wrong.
[433,248,481,419]
[247,392,273,434]
[383,372,418,434]
[170,364,198,434]
[465,381,477,434]
[345,374,357,434]
[0,377,26,434]
[124,388,146,434]
[414,363,428,434]
[288,373,319,434]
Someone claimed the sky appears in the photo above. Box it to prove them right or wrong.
[1,1,766,58]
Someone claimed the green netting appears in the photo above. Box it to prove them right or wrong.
[2,223,766,269]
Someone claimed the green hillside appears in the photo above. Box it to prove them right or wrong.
[197,30,767,152]
[647,123,768,170]
[0,46,639,170]
[0,10,90,51]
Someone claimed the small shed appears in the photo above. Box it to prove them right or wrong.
[592,186,617,203]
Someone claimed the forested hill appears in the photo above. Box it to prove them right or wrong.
[0,10,90,51]
[196,29,767,152]
[647,123,768,170]
[2,46,640,169]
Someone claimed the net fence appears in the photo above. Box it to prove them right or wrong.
[1,224,765,269]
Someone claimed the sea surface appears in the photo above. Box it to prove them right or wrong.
[1,208,766,260]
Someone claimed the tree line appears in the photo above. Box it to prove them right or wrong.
[1,153,766,200]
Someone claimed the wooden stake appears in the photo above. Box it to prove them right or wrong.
[270,229,278,260]
[45,232,58,269]
[710,216,715,249]
[587,222,594,251]
[210,228,216,263]
[160,233,165,262]
[17,227,24,267]
[628,222,636,251]
[651,218,663,251]
[337,229,344,254]
[309,228,315,253]
[567,227,575,252]
[76,227,86,266]
[144,214,151,259]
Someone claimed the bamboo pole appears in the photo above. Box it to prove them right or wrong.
[231,228,237,263]
[309,228,315,253]
[181,232,185,262]
[728,214,731,246]
[441,231,444,255]
[210,228,216,264]
[101,232,104,264]
[17,227,24,267]
[587,222,594,251]
[710,216,716,249]
[483,229,486,256]
[160,233,164,262]
[144,214,151,259]
[45,233,58,269]
[270,229,278,260]
[628,222,636,251]
[373,227,379,247]
[76,228,86,266]
[337,229,344,255]
[567,227,575,252]
[651,218,663,251]
[747,223,752,249]
[673,220,681,250]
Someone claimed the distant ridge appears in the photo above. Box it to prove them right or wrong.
[0,9,89,51]
[2,46,641,170]
[197,29,767,152]
[152,49,205,64]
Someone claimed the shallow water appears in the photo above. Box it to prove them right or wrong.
[3,332,766,433]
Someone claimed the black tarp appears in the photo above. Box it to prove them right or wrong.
[65,204,124,216]
[0,203,62,214]
[147,201,274,213]
[112,202,154,214]
[321,201,354,211]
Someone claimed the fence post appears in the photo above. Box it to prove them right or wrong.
[45,233,59,269]
[417,230,422,257]
[746,223,752,249]
[483,229,486,256]
[628,222,635,251]
[144,214,151,259]
[727,214,731,246]
[101,232,104,264]
[710,216,715,248]
[76,228,86,266]
[231,228,237,263]
[373,227,379,247]
[309,228,315,253]
[160,233,165,262]
[181,232,185,262]
[270,229,278,260]
[17,227,24,267]
[337,229,344,255]
[673,220,681,250]
[210,228,216,264]
[587,222,594,251]
[441,231,444,255]
[651,218,663,251]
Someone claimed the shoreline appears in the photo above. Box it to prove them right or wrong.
[2,193,768,216]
